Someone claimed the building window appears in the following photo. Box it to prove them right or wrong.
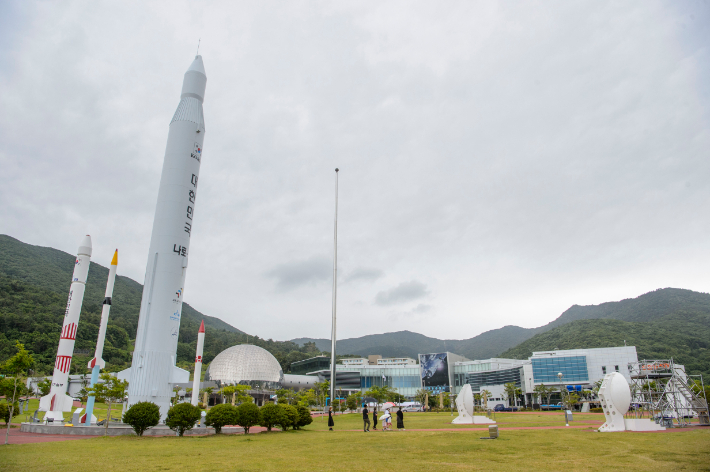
[614,365,619,372]
[602,366,606,375]
[531,356,589,383]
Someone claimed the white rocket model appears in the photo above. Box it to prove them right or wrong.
[81,249,118,424]
[190,320,205,406]
[39,235,92,422]
[121,55,207,418]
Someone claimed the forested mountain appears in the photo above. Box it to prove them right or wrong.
[499,315,710,377]
[3,234,709,379]
[0,235,322,374]
[293,288,710,377]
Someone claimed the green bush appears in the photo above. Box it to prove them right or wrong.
[123,401,160,436]
[277,405,298,431]
[590,407,604,413]
[236,402,261,434]
[259,403,282,432]
[165,403,202,436]
[205,404,237,434]
[0,401,19,425]
[294,405,313,430]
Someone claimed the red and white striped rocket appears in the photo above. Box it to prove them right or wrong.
[39,235,92,421]
[190,320,205,406]
[88,249,118,370]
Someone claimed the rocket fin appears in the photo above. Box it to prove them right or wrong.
[88,357,106,369]
[39,393,73,412]
[170,366,190,384]
[116,367,131,382]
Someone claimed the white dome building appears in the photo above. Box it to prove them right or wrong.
[205,344,284,390]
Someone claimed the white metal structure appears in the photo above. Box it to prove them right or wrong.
[628,359,709,427]
[598,372,665,432]
[122,55,207,418]
[329,168,339,405]
[39,235,92,422]
[452,384,495,424]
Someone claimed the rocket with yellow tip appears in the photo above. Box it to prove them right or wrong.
[80,249,118,424]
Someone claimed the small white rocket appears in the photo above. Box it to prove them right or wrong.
[39,235,92,422]
[81,249,118,424]
[191,320,205,406]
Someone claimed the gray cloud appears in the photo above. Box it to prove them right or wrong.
[412,303,432,314]
[266,256,331,292]
[0,1,708,340]
[343,267,383,284]
[375,280,430,306]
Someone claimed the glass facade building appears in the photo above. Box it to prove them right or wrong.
[290,356,330,375]
[465,366,523,391]
[531,355,589,383]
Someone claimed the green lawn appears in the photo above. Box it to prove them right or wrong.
[3,412,709,471]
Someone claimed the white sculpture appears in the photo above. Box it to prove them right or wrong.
[452,384,496,424]
[598,372,664,432]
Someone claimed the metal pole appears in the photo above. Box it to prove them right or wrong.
[329,168,339,408]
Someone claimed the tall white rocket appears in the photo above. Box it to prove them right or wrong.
[123,55,207,417]
[39,235,92,421]
[191,320,205,406]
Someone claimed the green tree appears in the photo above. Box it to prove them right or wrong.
[259,403,282,432]
[85,373,128,436]
[0,402,18,425]
[294,405,313,430]
[390,392,407,404]
[2,341,34,445]
[365,385,395,406]
[345,394,357,411]
[222,385,237,405]
[277,404,298,431]
[165,402,202,436]
[414,389,428,408]
[480,389,492,410]
[236,402,261,434]
[205,404,237,434]
[36,377,51,396]
[503,382,522,407]
[123,401,160,436]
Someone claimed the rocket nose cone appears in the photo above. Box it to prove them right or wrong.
[188,55,206,76]
[78,235,93,257]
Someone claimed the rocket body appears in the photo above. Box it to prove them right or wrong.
[82,250,118,424]
[191,320,205,406]
[39,235,92,421]
[125,55,207,417]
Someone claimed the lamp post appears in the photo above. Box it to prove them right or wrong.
[557,372,568,426]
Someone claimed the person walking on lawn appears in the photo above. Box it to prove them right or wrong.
[396,406,405,430]
[328,406,334,431]
[372,406,378,430]
[362,405,370,432]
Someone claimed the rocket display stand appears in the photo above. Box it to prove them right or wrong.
[452,384,496,425]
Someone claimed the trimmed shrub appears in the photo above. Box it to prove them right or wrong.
[165,403,202,436]
[123,401,160,436]
[294,405,313,430]
[205,404,237,434]
[236,402,261,434]
[277,405,298,431]
[259,403,282,432]
[590,407,604,413]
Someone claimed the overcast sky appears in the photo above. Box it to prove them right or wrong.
[1,1,709,342]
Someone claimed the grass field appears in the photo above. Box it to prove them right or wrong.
[2,412,709,471]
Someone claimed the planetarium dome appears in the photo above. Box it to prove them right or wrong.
[205,344,284,389]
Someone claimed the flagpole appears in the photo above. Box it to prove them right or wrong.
[329,168,339,408]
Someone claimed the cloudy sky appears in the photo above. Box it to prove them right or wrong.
[1,1,708,342]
